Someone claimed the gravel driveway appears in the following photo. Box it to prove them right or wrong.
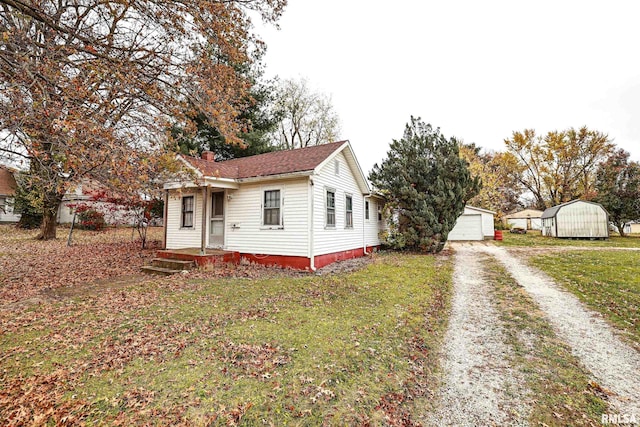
[425,245,530,426]
[428,242,640,424]
[482,245,640,416]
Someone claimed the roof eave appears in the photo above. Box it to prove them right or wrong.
[237,170,314,183]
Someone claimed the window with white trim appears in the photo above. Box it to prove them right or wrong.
[345,194,353,228]
[365,200,370,220]
[181,196,194,228]
[326,189,336,227]
[378,204,383,221]
[263,189,281,226]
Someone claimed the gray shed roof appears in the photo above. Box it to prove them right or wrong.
[541,200,608,219]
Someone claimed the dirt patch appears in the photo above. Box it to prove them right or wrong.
[313,253,375,275]
[425,245,530,426]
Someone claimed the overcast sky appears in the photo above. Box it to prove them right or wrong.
[257,0,640,174]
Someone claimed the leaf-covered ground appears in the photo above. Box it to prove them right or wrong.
[0,225,163,304]
[0,226,453,425]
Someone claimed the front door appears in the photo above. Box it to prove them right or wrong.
[210,191,224,247]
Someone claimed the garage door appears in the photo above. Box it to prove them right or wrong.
[448,214,483,241]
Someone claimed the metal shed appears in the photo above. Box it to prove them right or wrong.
[448,206,495,241]
[541,200,609,239]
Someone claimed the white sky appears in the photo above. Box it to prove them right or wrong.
[257,0,640,174]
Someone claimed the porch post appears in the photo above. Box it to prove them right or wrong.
[200,186,207,255]
[162,189,168,249]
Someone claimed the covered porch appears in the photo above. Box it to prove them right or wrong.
[163,177,239,255]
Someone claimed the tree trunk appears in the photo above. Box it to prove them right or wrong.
[36,200,61,240]
[616,222,627,237]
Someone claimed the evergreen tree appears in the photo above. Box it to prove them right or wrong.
[173,80,280,160]
[14,171,43,229]
[369,117,480,253]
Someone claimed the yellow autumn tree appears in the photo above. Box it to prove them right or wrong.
[504,127,613,209]
[460,143,523,217]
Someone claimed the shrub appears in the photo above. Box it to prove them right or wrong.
[77,208,106,231]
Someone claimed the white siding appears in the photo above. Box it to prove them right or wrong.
[623,223,640,234]
[225,179,309,256]
[508,218,527,229]
[542,217,555,236]
[449,214,484,241]
[364,198,384,247]
[313,152,366,256]
[481,212,494,238]
[58,200,136,225]
[0,196,20,223]
[556,202,608,238]
[462,206,494,238]
[166,189,204,249]
[508,217,542,230]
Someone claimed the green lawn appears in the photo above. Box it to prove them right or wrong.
[0,253,453,425]
[496,230,640,248]
[531,251,640,349]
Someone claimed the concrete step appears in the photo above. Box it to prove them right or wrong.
[141,265,185,276]
[150,258,195,270]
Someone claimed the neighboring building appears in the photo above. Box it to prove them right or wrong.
[541,200,609,238]
[448,206,496,241]
[163,141,385,270]
[58,180,138,225]
[504,208,543,230]
[623,221,640,234]
[0,166,20,223]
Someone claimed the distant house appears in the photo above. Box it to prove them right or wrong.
[623,221,640,234]
[58,180,138,225]
[162,141,386,270]
[541,200,609,239]
[504,208,543,230]
[0,166,20,223]
[448,206,495,241]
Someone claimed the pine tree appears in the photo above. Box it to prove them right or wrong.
[369,117,480,253]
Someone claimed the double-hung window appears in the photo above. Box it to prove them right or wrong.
[345,195,353,228]
[365,200,370,220]
[181,196,194,228]
[263,189,281,226]
[326,189,336,227]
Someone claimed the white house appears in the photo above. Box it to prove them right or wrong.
[624,221,640,234]
[162,141,386,270]
[0,165,20,223]
[448,205,495,241]
[541,200,609,238]
[57,180,139,226]
[504,208,543,230]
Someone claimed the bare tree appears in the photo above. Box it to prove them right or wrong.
[271,78,341,149]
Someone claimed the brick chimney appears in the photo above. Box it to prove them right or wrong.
[202,151,215,162]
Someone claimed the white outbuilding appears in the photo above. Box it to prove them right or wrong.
[541,200,609,239]
[504,208,543,230]
[448,206,495,241]
[624,222,640,234]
